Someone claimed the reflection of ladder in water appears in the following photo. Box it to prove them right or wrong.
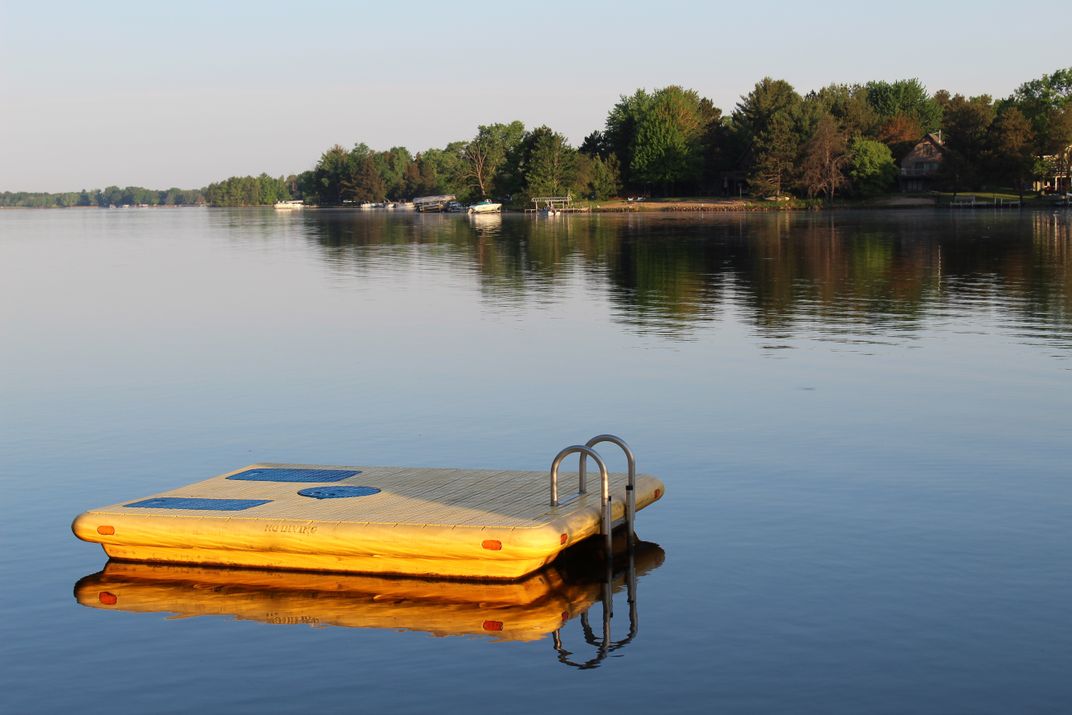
[551,532,641,669]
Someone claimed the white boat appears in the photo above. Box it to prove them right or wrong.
[274,200,304,210]
[468,200,502,214]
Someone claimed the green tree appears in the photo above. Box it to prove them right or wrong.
[371,146,413,199]
[409,153,442,195]
[103,186,123,207]
[987,106,1035,198]
[631,86,719,193]
[463,121,525,198]
[312,144,350,204]
[525,128,575,197]
[1009,67,1072,157]
[865,79,943,132]
[402,159,423,197]
[295,171,318,202]
[604,89,655,188]
[806,84,878,138]
[734,78,803,197]
[579,130,608,158]
[847,138,897,196]
[574,153,622,200]
[604,86,720,194]
[353,157,386,202]
[501,126,576,204]
[418,143,468,198]
[938,94,995,189]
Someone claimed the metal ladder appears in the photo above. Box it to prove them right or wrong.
[548,434,638,554]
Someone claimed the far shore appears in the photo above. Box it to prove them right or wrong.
[4,194,1069,212]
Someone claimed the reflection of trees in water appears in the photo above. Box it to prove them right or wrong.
[1028,213,1072,325]
[306,211,482,282]
[595,216,729,334]
[934,212,1072,332]
[300,210,1072,342]
[740,214,941,338]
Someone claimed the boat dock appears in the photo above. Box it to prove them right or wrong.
[526,195,592,214]
[948,195,1022,208]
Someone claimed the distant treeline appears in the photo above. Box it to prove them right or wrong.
[0,174,294,209]
[5,68,1069,208]
[1,186,203,208]
[202,174,291,206]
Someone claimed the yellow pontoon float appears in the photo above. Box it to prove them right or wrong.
[73,435,664,580]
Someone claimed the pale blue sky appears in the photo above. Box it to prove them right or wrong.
[2,0,1068,191]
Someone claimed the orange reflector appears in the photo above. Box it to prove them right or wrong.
[654,489,662,499]
[482,620,504,631]
[481,539,502,551]
[97,525,115,535]
[560,533,568,545]
[98,592,118,605]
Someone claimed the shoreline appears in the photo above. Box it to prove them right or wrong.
[3,197,1068,213]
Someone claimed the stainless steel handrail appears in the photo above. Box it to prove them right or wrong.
[550,445,611,553]
[580,434,637,538]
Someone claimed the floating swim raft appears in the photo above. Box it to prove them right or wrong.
[73,436,664,580]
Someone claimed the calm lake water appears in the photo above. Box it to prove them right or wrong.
[2,208,1070,714]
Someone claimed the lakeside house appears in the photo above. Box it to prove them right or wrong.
[1032,144,1072,194]
[899,133,945,192]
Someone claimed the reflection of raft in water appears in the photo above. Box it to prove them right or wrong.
[74,538,664,645]
[72,436,664,580]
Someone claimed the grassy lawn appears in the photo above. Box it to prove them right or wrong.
[930,190,1049,206]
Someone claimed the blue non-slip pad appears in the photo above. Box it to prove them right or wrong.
[297,486,381,500]
[226,468,361,483]
[125,497,272,511]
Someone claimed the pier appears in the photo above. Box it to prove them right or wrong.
[526,195,591,214]
[949,195,1022,208]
